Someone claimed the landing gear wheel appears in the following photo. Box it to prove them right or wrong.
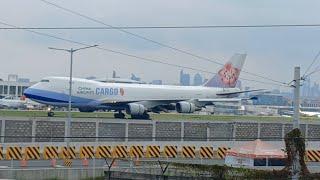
[131,113,150,120]
[114,112,126,119]
[142,113,150,120]
[47,111,54,117]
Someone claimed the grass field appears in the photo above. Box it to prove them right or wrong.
[0,109,319,122]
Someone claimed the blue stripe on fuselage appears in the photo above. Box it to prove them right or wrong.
[24,88,96,106]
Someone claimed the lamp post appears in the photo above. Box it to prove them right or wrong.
[48,45,98,147]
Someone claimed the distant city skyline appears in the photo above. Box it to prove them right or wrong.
[301,77,320,98]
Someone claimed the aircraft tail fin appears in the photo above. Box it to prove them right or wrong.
[203,53,246,88]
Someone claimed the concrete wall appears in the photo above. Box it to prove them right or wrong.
[0,117,320,144]
[155,122,181,141]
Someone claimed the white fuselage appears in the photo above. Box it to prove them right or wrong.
[24,77,239,108]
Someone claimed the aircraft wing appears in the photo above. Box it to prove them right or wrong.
[197,97,254,103]
[216,89,265,96]
[98,96,256,111]
[99,99,178,107]
[98,99,181,112]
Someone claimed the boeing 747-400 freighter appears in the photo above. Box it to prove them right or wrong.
[24,53,258,119]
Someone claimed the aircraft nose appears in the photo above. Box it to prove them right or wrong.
[23,87,36,99]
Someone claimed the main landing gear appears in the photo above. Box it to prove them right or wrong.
[113,111,151,120]
[130,112,150,120]
[114,111,126,119]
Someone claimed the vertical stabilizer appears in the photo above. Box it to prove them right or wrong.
[203,53,246,88]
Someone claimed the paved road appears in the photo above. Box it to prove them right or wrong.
[0,158,319,173]
[0,158,214,169]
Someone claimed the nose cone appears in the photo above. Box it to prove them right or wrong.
[23,82,42,99]
[23,84,45,103]
[23,86,35,99]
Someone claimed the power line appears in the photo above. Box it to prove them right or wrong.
[0,20,289,88]
[303,50,320,78]
[39,0,288,86]
[2,24,320,30]
[304,68,320,78]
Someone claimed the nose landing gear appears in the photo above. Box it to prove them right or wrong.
[47,107,54,117]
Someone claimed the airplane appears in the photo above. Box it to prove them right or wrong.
[282,108,320,118]
[300,110,320,118]
[0,96,27,109]
[23,53,260,119]
[0,96,43,110]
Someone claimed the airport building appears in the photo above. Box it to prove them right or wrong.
[251,93,290,106]
[301,98,320,108]
[213,102,246,115]
[0,75,36,98]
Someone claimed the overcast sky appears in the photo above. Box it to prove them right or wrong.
[1,0,320,90]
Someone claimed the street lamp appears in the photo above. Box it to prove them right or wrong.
[48,45,98,147]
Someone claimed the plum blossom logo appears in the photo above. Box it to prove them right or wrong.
[218,63,240,86]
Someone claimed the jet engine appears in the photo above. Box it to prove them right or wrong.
[126,103,146,115]
[176,101,196,113]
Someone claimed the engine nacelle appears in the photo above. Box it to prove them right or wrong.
[126,103,146,115]
[176,101,196,113]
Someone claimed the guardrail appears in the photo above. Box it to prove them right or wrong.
[0,145,319,162]
[2,145,221,160]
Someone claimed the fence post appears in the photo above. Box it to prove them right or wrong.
[93,157,96,179]
[1,120,5,143]
[181,122,184,142]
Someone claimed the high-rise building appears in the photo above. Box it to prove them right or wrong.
[311,82,320,97]
[301,77,311,97]
[193,73,203,86]
[300,77,320,97]
[180,70,190,86]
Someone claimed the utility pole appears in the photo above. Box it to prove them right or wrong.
[292,66,301,180]
[293,66,300,129]
[48,45,98,147]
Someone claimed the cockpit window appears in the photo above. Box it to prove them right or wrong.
[40,79,50,82]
